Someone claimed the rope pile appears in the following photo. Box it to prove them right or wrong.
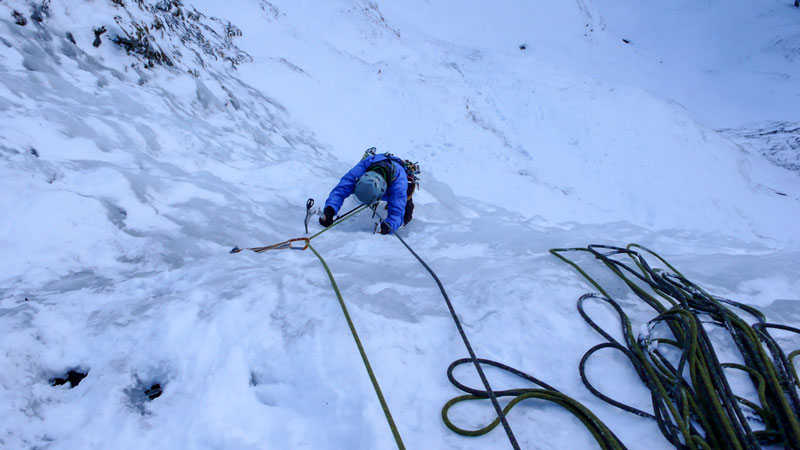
[444,243,800,449]
[552,244,800,449]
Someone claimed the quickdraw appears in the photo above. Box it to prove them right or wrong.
[229,237,310,254]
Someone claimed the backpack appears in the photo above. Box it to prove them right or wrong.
[361,147,420,193]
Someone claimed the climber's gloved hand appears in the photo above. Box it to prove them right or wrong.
[379,222,391,235]
[319,206,335,227]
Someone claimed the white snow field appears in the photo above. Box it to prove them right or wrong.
[1,0,798,449]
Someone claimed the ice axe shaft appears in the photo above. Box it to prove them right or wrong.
[304,198,315,234]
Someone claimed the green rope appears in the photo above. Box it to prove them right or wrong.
[790,349,800,389]
[441,244,799,450]
[442,389,623,450]
[440,358,626,450]
[551,244,800,449]
[234,204,403,449]
[307,241,405,450]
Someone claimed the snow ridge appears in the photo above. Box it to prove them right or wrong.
[721,122,800,173]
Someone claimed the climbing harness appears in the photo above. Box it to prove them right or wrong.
[231,201,405,450]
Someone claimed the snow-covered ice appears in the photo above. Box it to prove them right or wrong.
[1,0,798,449]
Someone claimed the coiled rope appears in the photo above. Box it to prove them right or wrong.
[551,244,800,449]
[441,244,799,450]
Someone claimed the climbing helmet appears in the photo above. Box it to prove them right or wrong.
[354,170,387,205]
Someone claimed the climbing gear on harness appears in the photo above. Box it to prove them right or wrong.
[230,203,405,450]
[396,158,420,193]
[304,198,315,234]
[355,171,387,205]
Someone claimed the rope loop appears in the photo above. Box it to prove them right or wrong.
[551,244,800,450]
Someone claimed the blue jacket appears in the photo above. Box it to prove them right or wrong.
[324,154,408,233]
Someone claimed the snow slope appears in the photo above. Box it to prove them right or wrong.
[0,0,798,449]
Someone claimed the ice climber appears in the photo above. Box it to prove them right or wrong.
[319,151,417,235]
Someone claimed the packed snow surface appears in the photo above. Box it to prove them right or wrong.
[0,0,798,449]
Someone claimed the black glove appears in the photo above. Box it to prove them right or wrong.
[319,206,335,227]
[379,222,391,235]
[403,198,414,225]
